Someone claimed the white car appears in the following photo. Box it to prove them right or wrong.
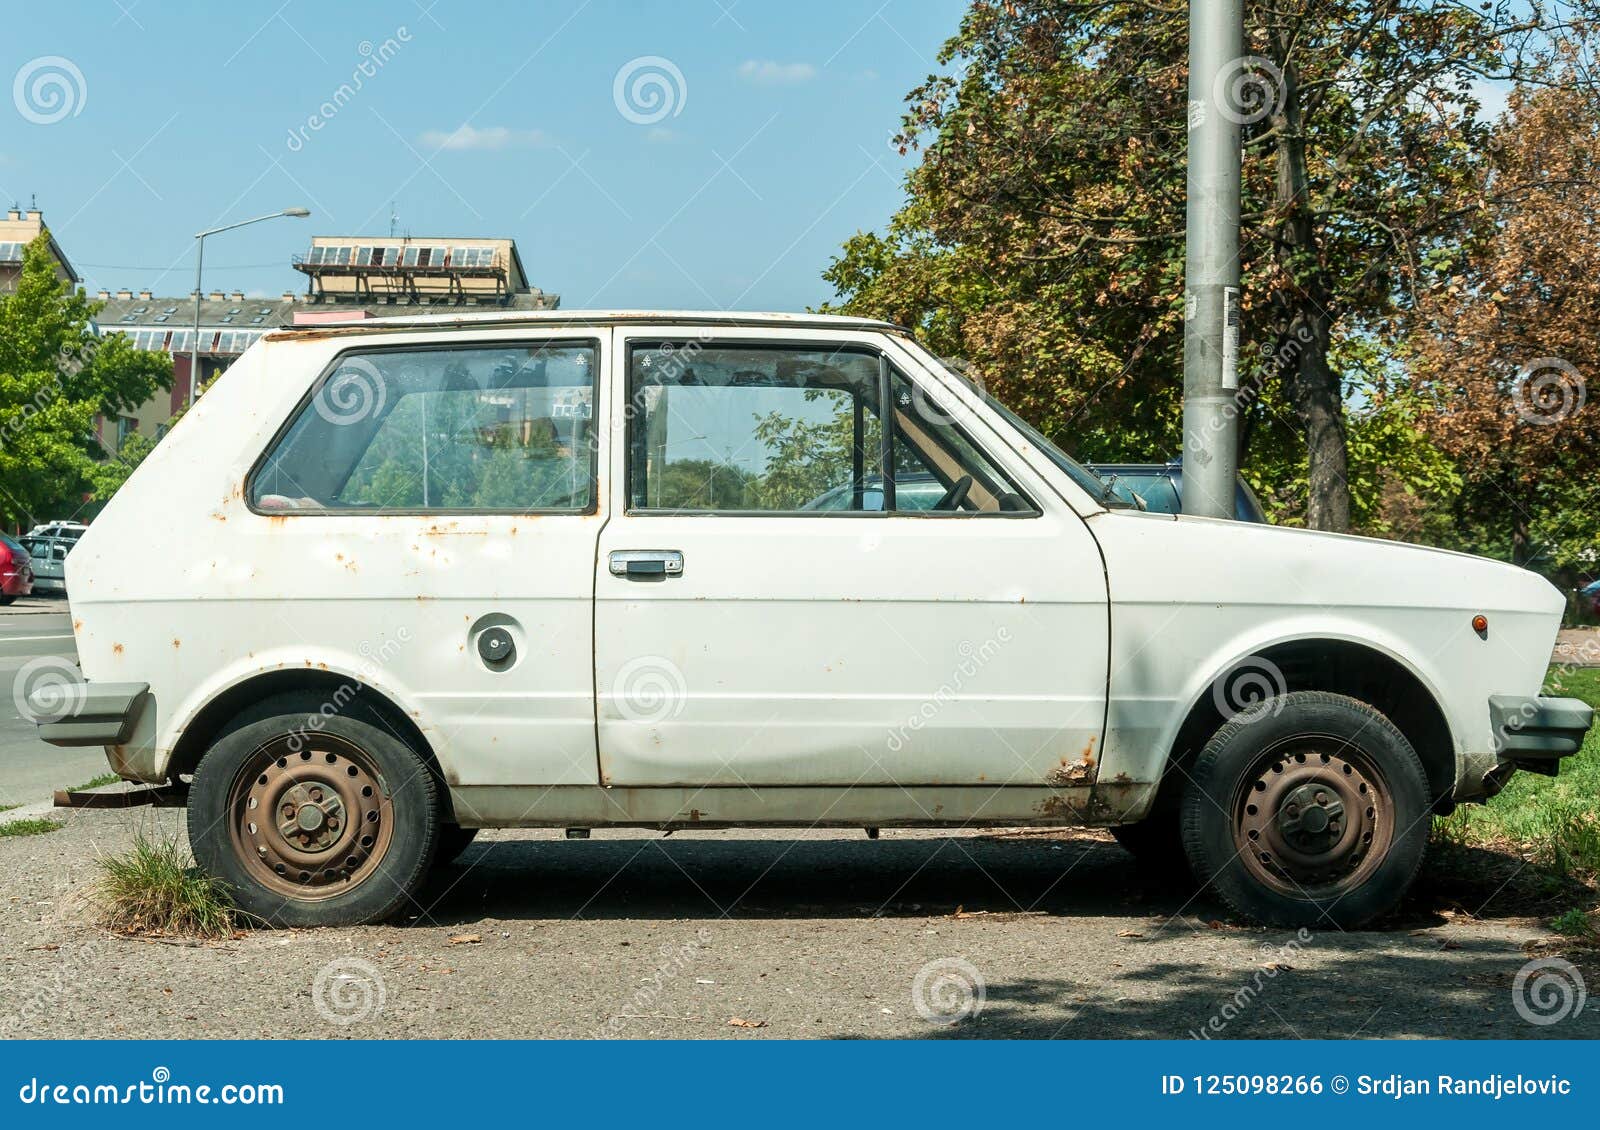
[34,311,1592,929]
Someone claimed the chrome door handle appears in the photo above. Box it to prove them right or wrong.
[608,550,684,578]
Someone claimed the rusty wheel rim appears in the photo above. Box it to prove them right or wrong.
[1231,738,1392,900]
[227,735,393,901]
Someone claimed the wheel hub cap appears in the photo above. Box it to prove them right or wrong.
[1234,744,1391,898]
[228,738,393,901]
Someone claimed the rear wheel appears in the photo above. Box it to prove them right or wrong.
[187,694,438,927]
[1180,691,1429,928]
[0,594,15,606]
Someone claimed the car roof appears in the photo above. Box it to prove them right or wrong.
[267,309,910,340]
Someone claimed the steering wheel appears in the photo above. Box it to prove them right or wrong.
[934,474,974,512]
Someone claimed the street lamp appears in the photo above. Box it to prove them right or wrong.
[189,207,311,406]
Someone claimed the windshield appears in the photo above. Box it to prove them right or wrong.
[976,392,1129,507]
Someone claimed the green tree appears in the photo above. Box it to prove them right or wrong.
[0,233,170,528]
[824,1,1582,531]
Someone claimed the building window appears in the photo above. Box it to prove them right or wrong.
[116,416,137,447]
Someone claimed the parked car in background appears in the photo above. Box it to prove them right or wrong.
[31,310,1591,932]
[1088,461,1267,523]
[1580,578,1600,619]
[0,533,34,605]
[20,521,88,595]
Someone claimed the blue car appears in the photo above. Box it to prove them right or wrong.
[1086,462,1268,523]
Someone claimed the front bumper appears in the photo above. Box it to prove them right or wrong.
[1489,694,1594,772]
[30,681,149,746]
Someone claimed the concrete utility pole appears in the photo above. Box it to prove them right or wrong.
[1181,0,1243,519]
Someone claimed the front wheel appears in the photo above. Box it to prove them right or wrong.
[1181,691,1430,928]
[188,694,439,928]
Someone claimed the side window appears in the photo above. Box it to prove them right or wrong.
[251,342,598,513]
[627,342,1032,515]
[629,343,884,512]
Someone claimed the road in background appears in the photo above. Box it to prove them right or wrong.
[0,601,105,808]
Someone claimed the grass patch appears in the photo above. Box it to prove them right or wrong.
[73,773,122,791]
[1433,665,1600,880]
[0,817,63,837]
[1550,908,1597,939]
[94,832,235,939]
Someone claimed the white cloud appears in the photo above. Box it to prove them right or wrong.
[419,124,550,151]
[737,60,817,86]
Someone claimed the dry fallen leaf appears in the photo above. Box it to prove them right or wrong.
[448,933,482,946]
[1116,930,1144,939]
[1262,961,1293,972]
[728,1017,768,1029]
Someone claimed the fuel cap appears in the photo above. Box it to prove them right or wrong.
[477,626,515,667]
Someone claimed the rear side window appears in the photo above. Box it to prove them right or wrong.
[250,342,599,513]
[1,533,24,557]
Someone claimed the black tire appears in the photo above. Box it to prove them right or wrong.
[1180,690,1430,929]
[434,824,479,867]
[187,692,439,928]
[0,594,15,606]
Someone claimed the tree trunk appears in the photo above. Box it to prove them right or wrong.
[1273,47,1352,532]
[1296,329,1351,532]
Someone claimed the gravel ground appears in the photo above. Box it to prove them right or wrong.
[1,807,1594,1040]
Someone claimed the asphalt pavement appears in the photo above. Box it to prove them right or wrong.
[0,599,107,809]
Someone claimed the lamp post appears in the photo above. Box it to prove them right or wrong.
[189,207,310,406]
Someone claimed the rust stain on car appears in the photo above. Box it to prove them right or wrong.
[112,643,124,656]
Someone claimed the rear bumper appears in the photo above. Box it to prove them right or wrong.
[30,681,150,746]
[1,568,31,596]
[1489,694,1594,767]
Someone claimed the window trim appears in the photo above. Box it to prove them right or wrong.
[621,337,1039,519]
[244,337,604,518]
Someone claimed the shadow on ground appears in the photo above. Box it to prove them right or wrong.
[417,830,1591,927]
[405,832,1597,1039]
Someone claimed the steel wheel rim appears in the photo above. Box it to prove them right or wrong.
[1230,736,1392,900]
[227,734,394,902]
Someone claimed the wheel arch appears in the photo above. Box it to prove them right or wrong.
[1157,637,1457,815]
[165,668,454,820]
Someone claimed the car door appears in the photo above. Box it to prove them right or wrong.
[245,332,606,790]
[593,326,1109,788]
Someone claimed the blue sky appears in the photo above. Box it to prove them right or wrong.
[1,0,970,310]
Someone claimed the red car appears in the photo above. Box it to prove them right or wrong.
[1,532,35,605]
